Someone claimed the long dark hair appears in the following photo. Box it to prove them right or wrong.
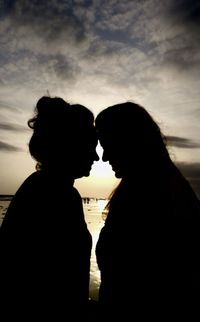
[95,102,171,216]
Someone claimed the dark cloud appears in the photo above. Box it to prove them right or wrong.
[0,140,22,152]
[162,45,200,71]
[178,162,200,178]
[0,100,21,112]
[166,136,200,149]
[48,54,81,80]
[0,0,15,17]
[0,122,28,132]
[7,0,87,44]
[161,0,200,69]
[177,162,200,198]
[170,0,200,26]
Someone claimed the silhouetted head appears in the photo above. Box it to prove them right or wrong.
[95,102,169,178]
[28,96,99,179]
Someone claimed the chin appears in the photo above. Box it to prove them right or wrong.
[83,171,90,177]
[114,171,122,179]
[75,169,91,179]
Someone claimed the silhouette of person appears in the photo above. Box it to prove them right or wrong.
[95,102,200,320]
[0,96,99,320]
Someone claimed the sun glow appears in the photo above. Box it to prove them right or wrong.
[75,143,120,198]
[91,143,113,178]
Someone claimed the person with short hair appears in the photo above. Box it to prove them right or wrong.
[0,96,99,320]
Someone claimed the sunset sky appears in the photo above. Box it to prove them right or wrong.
[0,0,199,198]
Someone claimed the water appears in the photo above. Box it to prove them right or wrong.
[83,198,107,300]
[0,196,107,301]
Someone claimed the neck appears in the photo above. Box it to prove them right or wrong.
[37,168,75,187]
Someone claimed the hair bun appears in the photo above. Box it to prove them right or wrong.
[36,96,52,114]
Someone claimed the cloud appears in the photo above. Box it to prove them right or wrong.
[0,0,199,197]
[169,0,200,26]
[0,100,21,112]
[177,162,200,198]
[155,0,200,70]
[0,0,199,128]
[0,0,96,94]
[0,140,22,152]
[167,136,200,149]
[178,162,200,178]
[0,122,28,132]
[0,0,199,93]
[6,0,87,46]
[47,54,81,81]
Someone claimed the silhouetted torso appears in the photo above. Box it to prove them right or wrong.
[96,164,200,319]
[0,171,92,319]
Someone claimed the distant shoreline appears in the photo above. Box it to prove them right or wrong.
[0,195,108,202]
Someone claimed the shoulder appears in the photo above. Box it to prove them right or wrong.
[0,173,39,231]
[5,172,45,213]
[11,172,38,198]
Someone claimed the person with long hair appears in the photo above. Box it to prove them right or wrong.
[0,96,99,320]
[95,102,200,319]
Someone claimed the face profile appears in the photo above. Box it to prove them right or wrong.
[101,140,124,178]
[95,101,169,178]
[95,103,142,178]
[95,119,128,178]
[71,127,99,178]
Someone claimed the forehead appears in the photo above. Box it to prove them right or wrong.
[82,122,97,135]
[79,124,98,144]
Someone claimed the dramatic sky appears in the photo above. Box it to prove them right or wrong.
[0,0,200,198]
